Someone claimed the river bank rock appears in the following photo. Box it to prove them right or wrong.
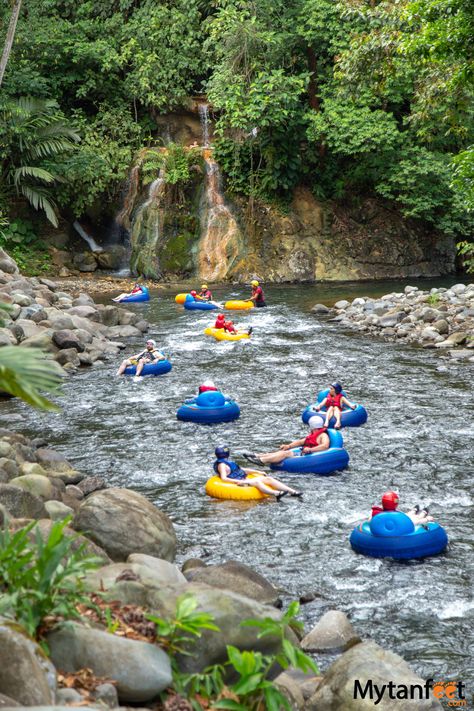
[72,488,177,562]
[300,610,360,653]
[307,641,442,710]
[0,250,150,373]
[319,284,474,358]
[0,620,56,705]
[47,623,172,703]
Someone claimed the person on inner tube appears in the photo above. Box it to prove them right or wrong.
[243,415,329,467]
[198,379,218,394]
[116,339,165,379]
[314,382,356,429]
[198,284,213,301]
[249,279,266,307]
[370,490,434,526]
[214,313,252,336]
[112,283,144,302]
[214,445,302,501]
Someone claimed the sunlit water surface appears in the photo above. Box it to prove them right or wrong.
[2,279,473,683]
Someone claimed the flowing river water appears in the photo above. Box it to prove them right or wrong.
[2,279,473,686]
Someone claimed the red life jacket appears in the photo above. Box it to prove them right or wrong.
[303,427,328,448]
[224,321,236,333]
[253,286,264,303]
[215,318,225,329]
[200,290,212,300]
[326,393,343,408]
[199,385,218,393]
[371,504,384,518]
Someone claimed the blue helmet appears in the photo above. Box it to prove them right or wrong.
[331,382,342,394]
[215,445,230,459]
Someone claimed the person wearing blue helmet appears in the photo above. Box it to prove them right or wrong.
[314,382,356,429]
[213,446,302,500]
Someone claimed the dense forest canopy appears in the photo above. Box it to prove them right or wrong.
[1,0,473,266]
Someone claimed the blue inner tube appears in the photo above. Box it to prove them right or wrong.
[184,299,218,311]
[302,387,367,428]
[177,390,240,424]
[350,512,448,560]
[118,286,150,303]
[124,359,172,377]
[270,430,349,475]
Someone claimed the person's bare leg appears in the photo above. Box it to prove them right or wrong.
[255,450,295,465]
[116,359,131,376]
[324,406,333,427]
[334,406,342,429]
[262,476,301,495]
[135,358,145,377]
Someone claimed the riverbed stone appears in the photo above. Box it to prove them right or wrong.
[47,623,172,703]
[0,484,47,518]
[307,641,442,710]
[19,330,56,352]
[67,305,100,320]
[312,304,330,314]
[52,329,86,352]
[44,500,74,520]
[0,329,15,346]
[184,560,281,606]
[0,459,18,481]
[55,348,81,367]
[334,300,349,309]
[106,324,142,338]
[300,610,360,652]
[11,518,110,562]
[11,292,32,307]
[77,476,106,496]
[0,620,56,705]
[93,682,119,708]
[0,249,19,274]
[431,319,449,334]
[86,556,185,592]
[9,474,54,501]
[72,487,177,562]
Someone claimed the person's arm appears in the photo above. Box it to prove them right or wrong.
[341,396,356,410]
[154,350,165,360]
[314,397,327,411]
[280,438,305,450]
[218,463,245,486]
[302,433,330,454]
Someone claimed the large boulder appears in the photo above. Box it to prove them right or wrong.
[307,641,442,710]
[66,305,100,321]
[10,518,110,563]
[146,581,296,673]
[300,610,360,652]
[184,560,281,606]
[0,620,56,705]
[86,555,186,593]
[0,484,47,518]
[0,249,19,274]
[19,330,56,352]
[52,329,86,352]
[72,488,177,562]
[47,623,172,703]
[8,474,54,501]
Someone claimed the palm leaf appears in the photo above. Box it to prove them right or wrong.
[0,346,63,411]
[13,166,56,185]
[20,185,58,226]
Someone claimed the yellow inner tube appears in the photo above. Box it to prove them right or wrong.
[224,300,254,310]
[204,327,250,342]
[205,473,275,500]
[175,293,189,304]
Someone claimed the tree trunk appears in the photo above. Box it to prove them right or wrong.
[0,0,23,88]
[307,46,320,112]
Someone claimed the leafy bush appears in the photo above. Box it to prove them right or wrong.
[0,517,101,639]
[0,218,51,275]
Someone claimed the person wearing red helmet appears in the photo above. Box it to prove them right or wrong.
[198,379,218,394]
[370,491,433,525]
[214,313,226,329]
[243,415,330,467]
[214,313,252,336]
[112,283,145,302]
[314,382,356,429]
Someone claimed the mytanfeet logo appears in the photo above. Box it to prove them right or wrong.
[353,679,467,706]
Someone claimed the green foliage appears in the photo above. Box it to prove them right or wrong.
[0,218,52,275]
[0,343,63,410]
[457,240,474,274]
[0,517,101,639]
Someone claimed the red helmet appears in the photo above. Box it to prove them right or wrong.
[190,290,197,297]
[216,313,225,320]
[382,491,399,511]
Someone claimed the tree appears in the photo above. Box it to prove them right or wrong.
[0,0,22,87]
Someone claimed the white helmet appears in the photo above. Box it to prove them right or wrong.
[202,379,215,388]
[146,339,156,347]
[308,415,325,430]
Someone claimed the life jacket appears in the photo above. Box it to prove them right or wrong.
[199,385,218,393]
[326,393,343,408]
[131,286,142,294]
[137,349,161,362]
[213,458,246,480]
[224,321,236,333]
[200,290,212,300]
[215,317,225,329]
[371,504,384,518]
[303,427,328,448]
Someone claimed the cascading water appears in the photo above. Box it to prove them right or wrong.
[198,103,210,148]
[129,169,166,279]
[72,221,103,253]
[198,154,242,281]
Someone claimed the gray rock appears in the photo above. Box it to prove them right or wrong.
[0,504,11,527]
[98,305,121,327]
[404,285,418,294]
[135,319,149,333]
[118,310,140,327]
[105,325,142,338]
[0,693,20,707]
[451,283,466,295]
[0,484,47,518]
[9,474,53,501]
[55,348,80,367]
[19,330,56,352]
[0,249,19,274]
[10,518,110,563]
[47,623,172,703]
[185,560,281,606]
[274,670,306,709]
[351,297,365,307]
[448,349,473,360]
[421,308,441,323]
[86,557,185,593]
[420,327,443,343]
[182,558,207,574]
[19,462,46,476]
[67,305,100,320]
[128,553,186,584]
[77,476,106,496]
[0,620,56,705]
[300,610,360,652]
[72,488,177,562]
[334,300,349,310]
[378,312,404,328]
[307,640,442,710]
[0,329,15,346]
[13,319,44,340]
[55,688,84,705]
[11,292,32,307]
[52,329,86,352]
[431,319,449,334]
[0,442,15,459]
[312,304,330,314]
[44,500,74,520]
[93,683,119,708]
[65,484,84,500]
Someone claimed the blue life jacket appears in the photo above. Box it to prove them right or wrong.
[213,458,247,480]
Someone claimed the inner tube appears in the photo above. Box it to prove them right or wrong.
[302,388,368,428]
[124,359,172,377]
[116,286,150,303]
[204,327,250,342]
[184,300,218,311]
[175,293,189,304]
[350,512,448,560]
[205,472,275,501]
[177,390,240,424]
[270,430,349,475]
[224,300,254,310]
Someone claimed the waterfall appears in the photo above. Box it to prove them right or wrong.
[198,156,241,281]
[116,165,140,230]
[129,169,166,279]
[198,104,210,147]
[73,220,103,253]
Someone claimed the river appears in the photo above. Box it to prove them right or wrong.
[2,278,473,685]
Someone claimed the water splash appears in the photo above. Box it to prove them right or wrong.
[198,155,242,281]
[130,169,166,278]
[72,221,103,253]
[198,104,210,148]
